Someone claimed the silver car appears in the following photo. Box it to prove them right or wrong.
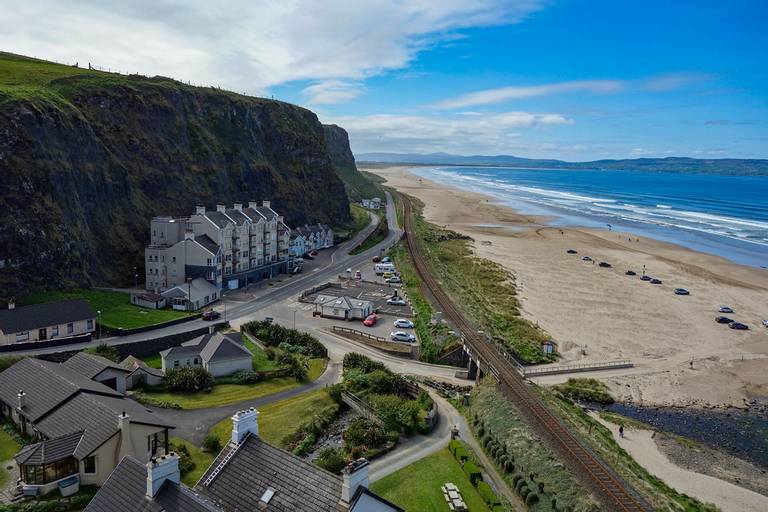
[393,319,414,329]
[390,331,416,342]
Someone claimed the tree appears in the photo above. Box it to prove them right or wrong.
[165,367,213,392]
[202,434,222,453]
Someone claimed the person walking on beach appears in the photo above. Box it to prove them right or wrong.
[619,426,624,438]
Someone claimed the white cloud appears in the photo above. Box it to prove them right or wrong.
[302,80,364,105]
[641,72,713,92]
[433,80,625,109]
[0,0,546,97]
[324,111,573,153]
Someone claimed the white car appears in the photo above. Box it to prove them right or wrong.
[386,276,402,284]
[394,319,414,329]
[390,331,416,343]
[762,319,768,328]
[387,297,407,306]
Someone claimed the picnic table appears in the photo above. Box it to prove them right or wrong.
[441,483,467,511]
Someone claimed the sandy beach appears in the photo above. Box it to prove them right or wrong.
[367,165,768,409]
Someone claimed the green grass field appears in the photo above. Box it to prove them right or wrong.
[370,448,491,512]
[170,438,216,487]
[0,427,21,487]
[18,289,192,330]
[244,339,281,371]
[140,358,327,410]
[142,353,162,369]
[209,388,336,448]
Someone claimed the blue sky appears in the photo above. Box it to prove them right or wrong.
[2,0,766,160]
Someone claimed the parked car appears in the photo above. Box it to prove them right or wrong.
[674,288,690,295]
[599,261,612,268]
[309,250,318,257]
[382,271,394,279]
[762,319,768,328]
[387,297,407,306]
[718,306,734,313]
[625,270,637,276]
[382,257,391,263]
[372,255,381,263]
[386,276,402,284]
[390,331,416,343]
[202,310,220,321]
[394,318,414,329]
[650,278,662,284]
[354,270,362,280]
[291,266,302,274]
[715,316,734,324]
[640,275,652,281]
[363,314,377,327]
[304,254,315,260]
[566,249,578,254]
[729,322,749,330]
[582,256,592,262]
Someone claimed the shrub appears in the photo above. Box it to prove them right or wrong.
[224,370,260,384]
[342,352,386,373]
[315,447,346,474]
[164,367,213,392]
[476,424,485,437]
[293,432,317,456]
[454,447,470,462]
[448,439,462,455]
[343,418,387,450]
[520,485,531,499]
[243,321,327,357]
[0,356,23,373]
[462,461,482,485]
[368,394,421,433]
[526,492,540,506]
[131,391,181,409]
[264,347,276,360]
[203,433,222,453]
[504,460,515,473]
[85,344,120,362]
[326,383,343,403]
[512,473,522,486]
[170,442,195,475]
[552,378,614,404]
[477,481,501,506]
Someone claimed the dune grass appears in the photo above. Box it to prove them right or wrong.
[370,448,491,512]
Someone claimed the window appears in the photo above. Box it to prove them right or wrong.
[193,358,199,365]
[172,257,176,263]
[83,456,96,474]
[15,332,29,342]
[207,258,212,266]
[212,292,217,300]
[52,326,59,337]
[173,360,180,367]
[87,319,94,330]
[67,323,73,334]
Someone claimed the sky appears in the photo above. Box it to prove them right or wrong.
[2,0,766,160]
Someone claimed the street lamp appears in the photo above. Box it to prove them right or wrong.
[96,310,102,339]
[293,309,297,330]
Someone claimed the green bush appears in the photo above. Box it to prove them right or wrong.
[164,367,213,392]
[368,394,421,433]
[202,433,222,453]
[553,378,614,404]
[0,356,23,373]
[131,391,181,409]
[85,344,120,362]
[170,441,195,475]
[526,492,540,506]
[454,447,470,462]
[293,432,317,456]
[462,461,482,485]
[477,481,501,506]
[315,447,346,473]
[343,418,387,450]
[342,352,386,373]
[326,383,343,403]
[448,439,462,455]
[243,321,327,357]
[222,370,260,384]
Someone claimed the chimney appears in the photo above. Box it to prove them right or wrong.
[184,229,195,241]
[231,407,259,444]
[195,205,206,215]
[340,458,369,504]
[248,201,258,209]
[216,204,226,213]
[234,203,242,211]
[146,453,180,498]
[8,300,14,310]
[17,390,25,410]
[118,411,132,458]
[261,200,271,208]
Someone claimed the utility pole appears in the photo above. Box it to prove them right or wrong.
[97,310,102,339]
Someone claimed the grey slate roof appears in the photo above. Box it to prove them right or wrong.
[0,358,122,422]
[204,211,232,229]
[241,207,266,222]
[194,234,220,256]
[195,435,344,512]
[0,299,95,334]
[62,352,130,380]
[84,456,218,512]
[255,207,278,220]
[36,392,173,460]
[224,209,249,226]
[121,356,165,378]
[14,430,84,465]
[161,333,251,366]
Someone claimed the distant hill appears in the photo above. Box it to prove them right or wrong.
[356,152,768,175]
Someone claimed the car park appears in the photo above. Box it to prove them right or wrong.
[363,314,377,327]
[718,306,734,313]
[599,261,612,268]
[394,319,414,329]
[387,297,407,306]
[715,316,734,324]
[566,249,578,254]
[390,331,416,342]
[202,310,220,321]
[625,270,637,276]
[640,275,652,281]
[729,322,749,330]
[582,256,592,262]
[674,288,690,295]
[650,278,662,284]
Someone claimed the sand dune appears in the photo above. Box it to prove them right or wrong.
[369,166,768,408]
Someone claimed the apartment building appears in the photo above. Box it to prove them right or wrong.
[145,201,292,293]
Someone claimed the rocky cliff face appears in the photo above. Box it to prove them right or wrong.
[323,124,381,201]
[0,74,351,296]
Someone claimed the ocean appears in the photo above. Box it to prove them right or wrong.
[412,166,768,268]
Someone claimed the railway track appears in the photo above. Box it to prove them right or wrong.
[401,195,652,512]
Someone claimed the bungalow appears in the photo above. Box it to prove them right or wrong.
[0,299,95,345]
[160,331,252,378]
[61,352,131,394]
[361,197,382,209]
[161,277,219,311]
[129,291,166,310]
[120,356,165,389]
[0,357,174,496]
[84,408,403,512]
[314,294,373,320]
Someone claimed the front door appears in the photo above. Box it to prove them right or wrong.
[38,328,47,340]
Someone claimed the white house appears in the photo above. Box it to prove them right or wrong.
[161,278,219,311]
[314,295,373,320]
[160,331,252,378]
[289,232,307,258]
[0,299,96,345]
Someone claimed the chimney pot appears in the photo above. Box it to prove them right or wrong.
[8,300,15,310]
[216,204,226,213]
[261,200,271,208]
[184,230,195,241]
[231,408,259,444]
[195,205,206,216]
[17,390,25,410]
[248,201,258,209]
[234,203,243,211]
[341,458,369,504]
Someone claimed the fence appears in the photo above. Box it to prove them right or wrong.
[341,391,383,425]
[522,360,633,377]
[331,326,413,355]
[299,282,341,300]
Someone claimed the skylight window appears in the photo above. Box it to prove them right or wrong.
[260,487,276,504]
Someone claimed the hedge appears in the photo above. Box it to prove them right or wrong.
[477,481,501,506]
[462,461,483,485]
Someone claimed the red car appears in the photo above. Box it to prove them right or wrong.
[309,250,318,257]
[202,310,220,321]
[363,314,377,327]
[372,256,381,263]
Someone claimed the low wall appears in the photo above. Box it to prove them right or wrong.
[101,313,202,337]
[0,333,92,353]
[299,282,342,300]
[330,326,415,356]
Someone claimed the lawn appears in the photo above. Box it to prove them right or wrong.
[139,358,327,410]
[18,289,192,330]
[244,339,281,371]
[209,388,336,448]
[370,448,490,512]
[170,437,216,487]
[0,426,21,487]
[143,353,162,369]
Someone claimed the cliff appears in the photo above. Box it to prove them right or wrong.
[323,124,382,200]
[0,52,351,296]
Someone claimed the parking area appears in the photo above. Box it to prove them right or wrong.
[302,280,412,317]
